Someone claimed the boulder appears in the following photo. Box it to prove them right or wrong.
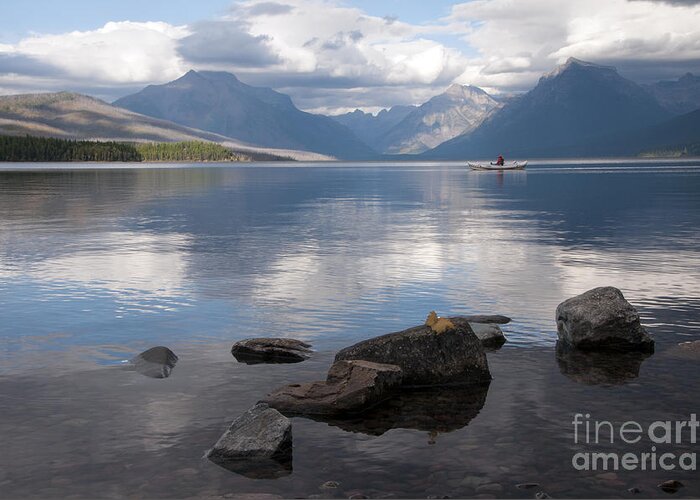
[207,403,292,479]
[130,346,178,378]
[231,338,312,364]
[555,287,654,352]
[334,322,490,387]
[450,318,506,348]
[262,360,402,415]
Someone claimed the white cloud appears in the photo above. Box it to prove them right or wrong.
[1,21,189,87]
[448,0,700,91]
[1,0,699,111]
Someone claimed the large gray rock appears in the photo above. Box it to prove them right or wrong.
[334,322,490,387]
[262,360,402,416]
[130,346,178,378]
[231,338,312,364]
[450,318,506,348]
[206,403,292,479]
[556,287,654,352]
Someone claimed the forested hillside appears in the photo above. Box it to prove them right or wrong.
[0,136,265,162]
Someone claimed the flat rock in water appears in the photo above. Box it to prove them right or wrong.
[452,314,511,324]
[231,338,312,364]
[451,319,506,349]
[664,340,700,360]
[207,403,292,479]
[263,360,402,415]
[556,287,654,352]
[334,322,490,387]
[130,346,178,379]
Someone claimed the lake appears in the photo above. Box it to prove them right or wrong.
[1,159,699,498]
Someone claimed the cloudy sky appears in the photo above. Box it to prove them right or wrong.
[1,0,699,114]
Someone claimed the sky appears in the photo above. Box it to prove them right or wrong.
[1,0,699,114]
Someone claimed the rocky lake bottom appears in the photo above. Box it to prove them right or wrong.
[1,160,699,498]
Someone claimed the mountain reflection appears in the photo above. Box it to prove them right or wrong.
[1,162,699,368]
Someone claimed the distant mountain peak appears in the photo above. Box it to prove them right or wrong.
[178,69,240,83]
[545,57,616,79]
[445,83,466,95]
[444,83,488,99]
[197,70,240,82]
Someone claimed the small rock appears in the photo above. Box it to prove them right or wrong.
[348,494,368,499]
[231,338,312,364]
[516,483,540,489]
[658,480,684,494]
[263,360,402,415]
[535,492,551,499]
[320,481,340,489]
[130,346,178,378]
[555,287,654,352]
[628,487,641,494]
[206,403,292,479]
[462,321,506,349]
[475,483,502,494]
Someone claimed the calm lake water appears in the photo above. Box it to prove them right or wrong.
[1,160,699,499]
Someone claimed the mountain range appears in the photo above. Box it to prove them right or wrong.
[333,84,500,154]
[425,58,677,159]
[1,58,699,160]
[114,70,375,160]
[0,92,331,160]
[643,73,700,115]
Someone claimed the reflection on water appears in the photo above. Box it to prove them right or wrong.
[1,161,699,498]
[304,382,490,437]
[2,161,699,366]
[555,341,653,386]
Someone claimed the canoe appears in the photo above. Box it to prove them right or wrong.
[468,160,527,171]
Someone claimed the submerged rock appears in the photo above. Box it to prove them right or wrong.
[206,403,292,479]
[130,346,178,379]
[515,483,540,490]
[658,480,684,494]
[556,341,652,385]
[335,321,490,387]
[263,360,402,415]
[556,287,654,352]
[664,340,700,360]
[231,338,312,364]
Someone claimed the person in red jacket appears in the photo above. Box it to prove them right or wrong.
[496,155,504,166]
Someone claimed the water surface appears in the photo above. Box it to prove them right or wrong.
[1,160,699,498]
